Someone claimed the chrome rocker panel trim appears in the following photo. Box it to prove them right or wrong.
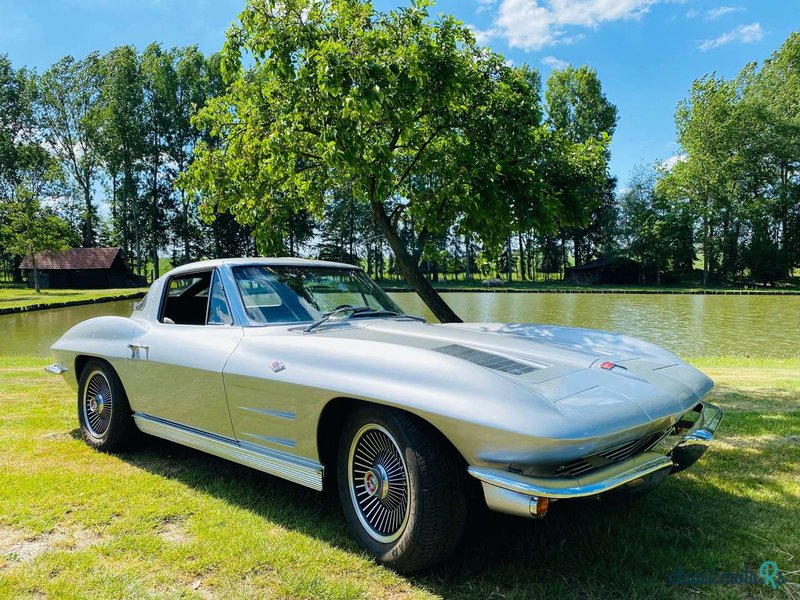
[133,414,324,491]
[471,401,723,516]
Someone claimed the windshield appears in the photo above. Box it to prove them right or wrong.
[232,265,404,326]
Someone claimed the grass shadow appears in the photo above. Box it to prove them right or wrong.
[114,431,798,599]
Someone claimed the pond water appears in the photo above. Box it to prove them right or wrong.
[1,293,798,358]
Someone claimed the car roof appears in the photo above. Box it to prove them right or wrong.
[166,257,360,276]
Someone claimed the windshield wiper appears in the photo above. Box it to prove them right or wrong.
[304,305,373,333]
[304,306,425,333]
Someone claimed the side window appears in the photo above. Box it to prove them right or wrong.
[207,271,233,325]
[160,271,212,325]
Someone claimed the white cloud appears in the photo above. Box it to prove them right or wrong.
[467,23,497,45]
[494,0,666,51]
[541,55,570,69]
[687,6,743,20]
[699,22,763,51]
[660,154,687,171]
[476,0,498,14]
[704,6,742,20]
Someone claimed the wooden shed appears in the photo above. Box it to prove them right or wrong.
[564,256,644,285]
[20,248,144,289]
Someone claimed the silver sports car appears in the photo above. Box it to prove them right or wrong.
[47,258,722,573]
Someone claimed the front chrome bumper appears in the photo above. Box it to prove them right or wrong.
[470,401,723,518]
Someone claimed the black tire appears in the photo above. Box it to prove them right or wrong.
[337,406,468,573]
[77,359,137,452]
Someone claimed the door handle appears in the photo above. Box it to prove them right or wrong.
[128,343,150,358]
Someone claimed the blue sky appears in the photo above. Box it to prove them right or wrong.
[0,0,795,187]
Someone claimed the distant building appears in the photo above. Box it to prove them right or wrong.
[564,256,644,285]
[20,247,146,289]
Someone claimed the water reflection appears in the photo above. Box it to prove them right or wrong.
[392,293,800,358]
[1,293,797,358]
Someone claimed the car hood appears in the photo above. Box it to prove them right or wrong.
[304,319,714,424]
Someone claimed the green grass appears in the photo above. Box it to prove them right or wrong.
[0,285,148,311]
[0,356,797,599]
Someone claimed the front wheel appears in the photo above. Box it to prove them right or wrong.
[337,406,468,573]
[78,359,137,452]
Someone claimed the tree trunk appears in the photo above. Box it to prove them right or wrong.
[370,201,461,323]
[464,235,471,280]
[702,209,709,289]
[506,237,512,283]
[518,232,526,280]
[83,183,94,247]
[182,189,190,263]
[151,146,160,281]
[31,252,40,293]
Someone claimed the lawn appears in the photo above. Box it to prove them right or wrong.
[0,286,147,311]
[0,356,797,599]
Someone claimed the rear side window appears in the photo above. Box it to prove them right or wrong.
[161,271,212,325]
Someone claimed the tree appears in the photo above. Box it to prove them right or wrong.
[172,46,213,264]
[141,43,179,280]
[1,145,71,292]
[95,46,145,272]
[1,55,32,190]
[619,165,695,283]
[180,0,608,322]
[545,66,618,268]
[35,53,103,247]
[659,75,734,287]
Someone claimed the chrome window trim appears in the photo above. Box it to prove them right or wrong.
[158,268,214,325]
[206,268,235,326]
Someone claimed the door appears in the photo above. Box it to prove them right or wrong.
[127,269,242,439]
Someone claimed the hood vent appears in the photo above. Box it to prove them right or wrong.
[434,344,538,376]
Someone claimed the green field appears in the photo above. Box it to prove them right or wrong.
[0,356,797,599]
[0,285,147,311]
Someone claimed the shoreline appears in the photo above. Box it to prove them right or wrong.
[0,291,146,316]
[381,286,800,295]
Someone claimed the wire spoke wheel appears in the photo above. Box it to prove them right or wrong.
[83,370,113,438]
[348,424,410,543]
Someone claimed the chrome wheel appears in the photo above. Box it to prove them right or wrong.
[348,424,410,543]
[82,370,113,438]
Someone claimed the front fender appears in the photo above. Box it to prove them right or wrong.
[50,316,138,389]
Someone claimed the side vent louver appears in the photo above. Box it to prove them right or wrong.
[434,344,538,376]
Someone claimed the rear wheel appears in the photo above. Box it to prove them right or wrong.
[337,406,467,573]
[78,359,136,452]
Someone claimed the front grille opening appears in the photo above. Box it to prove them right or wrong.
[554,431,666,478]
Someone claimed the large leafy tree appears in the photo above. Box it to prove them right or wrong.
[141,43,179,279]
[545,66,618,268]
[1,145,72,292]
[35,53,103,247]
[0,55,31,190]
[94,46,145,272]
[172,46,214,264]
[180,0,608,322]
[659,75,733,287]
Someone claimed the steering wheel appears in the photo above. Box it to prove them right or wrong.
[334,304,355,310]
